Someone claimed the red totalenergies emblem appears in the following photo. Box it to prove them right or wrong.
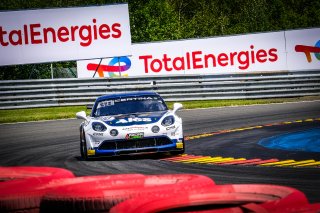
[87,56,131,77]
[295,40,320,62]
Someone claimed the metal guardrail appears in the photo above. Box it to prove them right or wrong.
[0,70,319,109]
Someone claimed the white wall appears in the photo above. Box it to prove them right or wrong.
[0,4,131,66]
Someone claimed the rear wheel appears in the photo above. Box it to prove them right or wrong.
[80,129,88,160]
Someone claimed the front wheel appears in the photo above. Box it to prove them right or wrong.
[175,147,185,155]
[80,130,88,160]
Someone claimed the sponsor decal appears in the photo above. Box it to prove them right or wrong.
[86,56,131,77]
[93,132,103,136]
[295,40,320,63]
[98,96,160,108]
[116,117,152,124]
[101,116,115,121]
[112,96,159,103]
[122,126,148,131]
[99,100,115,107]
[166,125,176,131]
[125,132,144,140]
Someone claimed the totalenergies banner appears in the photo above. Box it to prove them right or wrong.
[0,4,131,66]
[77,28,320,78]
[286,28,320,70]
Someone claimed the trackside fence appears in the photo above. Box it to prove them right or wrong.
[0,70,319,109]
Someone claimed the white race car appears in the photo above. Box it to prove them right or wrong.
[76,91,184,160]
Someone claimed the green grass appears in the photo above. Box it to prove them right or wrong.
[0,106,91,124]
[0,96,319,124]
[167,96,320,109]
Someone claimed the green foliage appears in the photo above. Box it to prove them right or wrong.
[0,0,319,80]
[129,0,182,42]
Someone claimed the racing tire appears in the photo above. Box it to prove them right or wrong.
[175,147,185,155]
[80,129,88,161]
[171,149,185,155]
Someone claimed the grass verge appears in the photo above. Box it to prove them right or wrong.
[0,96,319,124]
[0,106,90,124]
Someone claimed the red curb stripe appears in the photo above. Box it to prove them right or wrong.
[264,124,274,127]
[165,155,202,162]
[163,155,189,160]
[218,159,262,165]
[242,159,279,165]
[164,155,199,160]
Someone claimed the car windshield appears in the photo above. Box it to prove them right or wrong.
[94,95,168,116]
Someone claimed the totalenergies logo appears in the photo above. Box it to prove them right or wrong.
[86,56,131,77]
[295,40,320,63]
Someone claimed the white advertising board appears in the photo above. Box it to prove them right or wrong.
[286,28,320,71]
[130,32,286,76]
[0,4,131,66]
[77,28,319,78]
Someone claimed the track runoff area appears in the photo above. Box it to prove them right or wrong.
[1,116,320,212]
[163,118,320,168]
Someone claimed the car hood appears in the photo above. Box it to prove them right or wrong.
[99,111,168,126]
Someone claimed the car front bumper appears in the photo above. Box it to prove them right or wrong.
[87,136,184,157]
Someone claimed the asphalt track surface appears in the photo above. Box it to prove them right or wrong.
[0,101,319,202]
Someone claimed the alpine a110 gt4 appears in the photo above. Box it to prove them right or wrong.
[76,91,184,160]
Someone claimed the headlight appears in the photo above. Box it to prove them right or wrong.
[152,125,160,133]
[110,129,118,136]
[92,122,107,132]
[161,116,175,126]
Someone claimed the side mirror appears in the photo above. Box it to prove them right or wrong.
[173,103,183,114]
[76,111,87,121]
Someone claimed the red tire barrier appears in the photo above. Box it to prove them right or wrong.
[110,184,320,213]
[0,167,75,195]
[0,166,75,182]
[40,174,215,212]
[0,167,144,213]
[0,166,75,213]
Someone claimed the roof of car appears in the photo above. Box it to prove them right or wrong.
[96,91,160,102]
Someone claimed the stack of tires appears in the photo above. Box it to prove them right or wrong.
[0,166,319,213]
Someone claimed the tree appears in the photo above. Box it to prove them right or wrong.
[129,0,181,42]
